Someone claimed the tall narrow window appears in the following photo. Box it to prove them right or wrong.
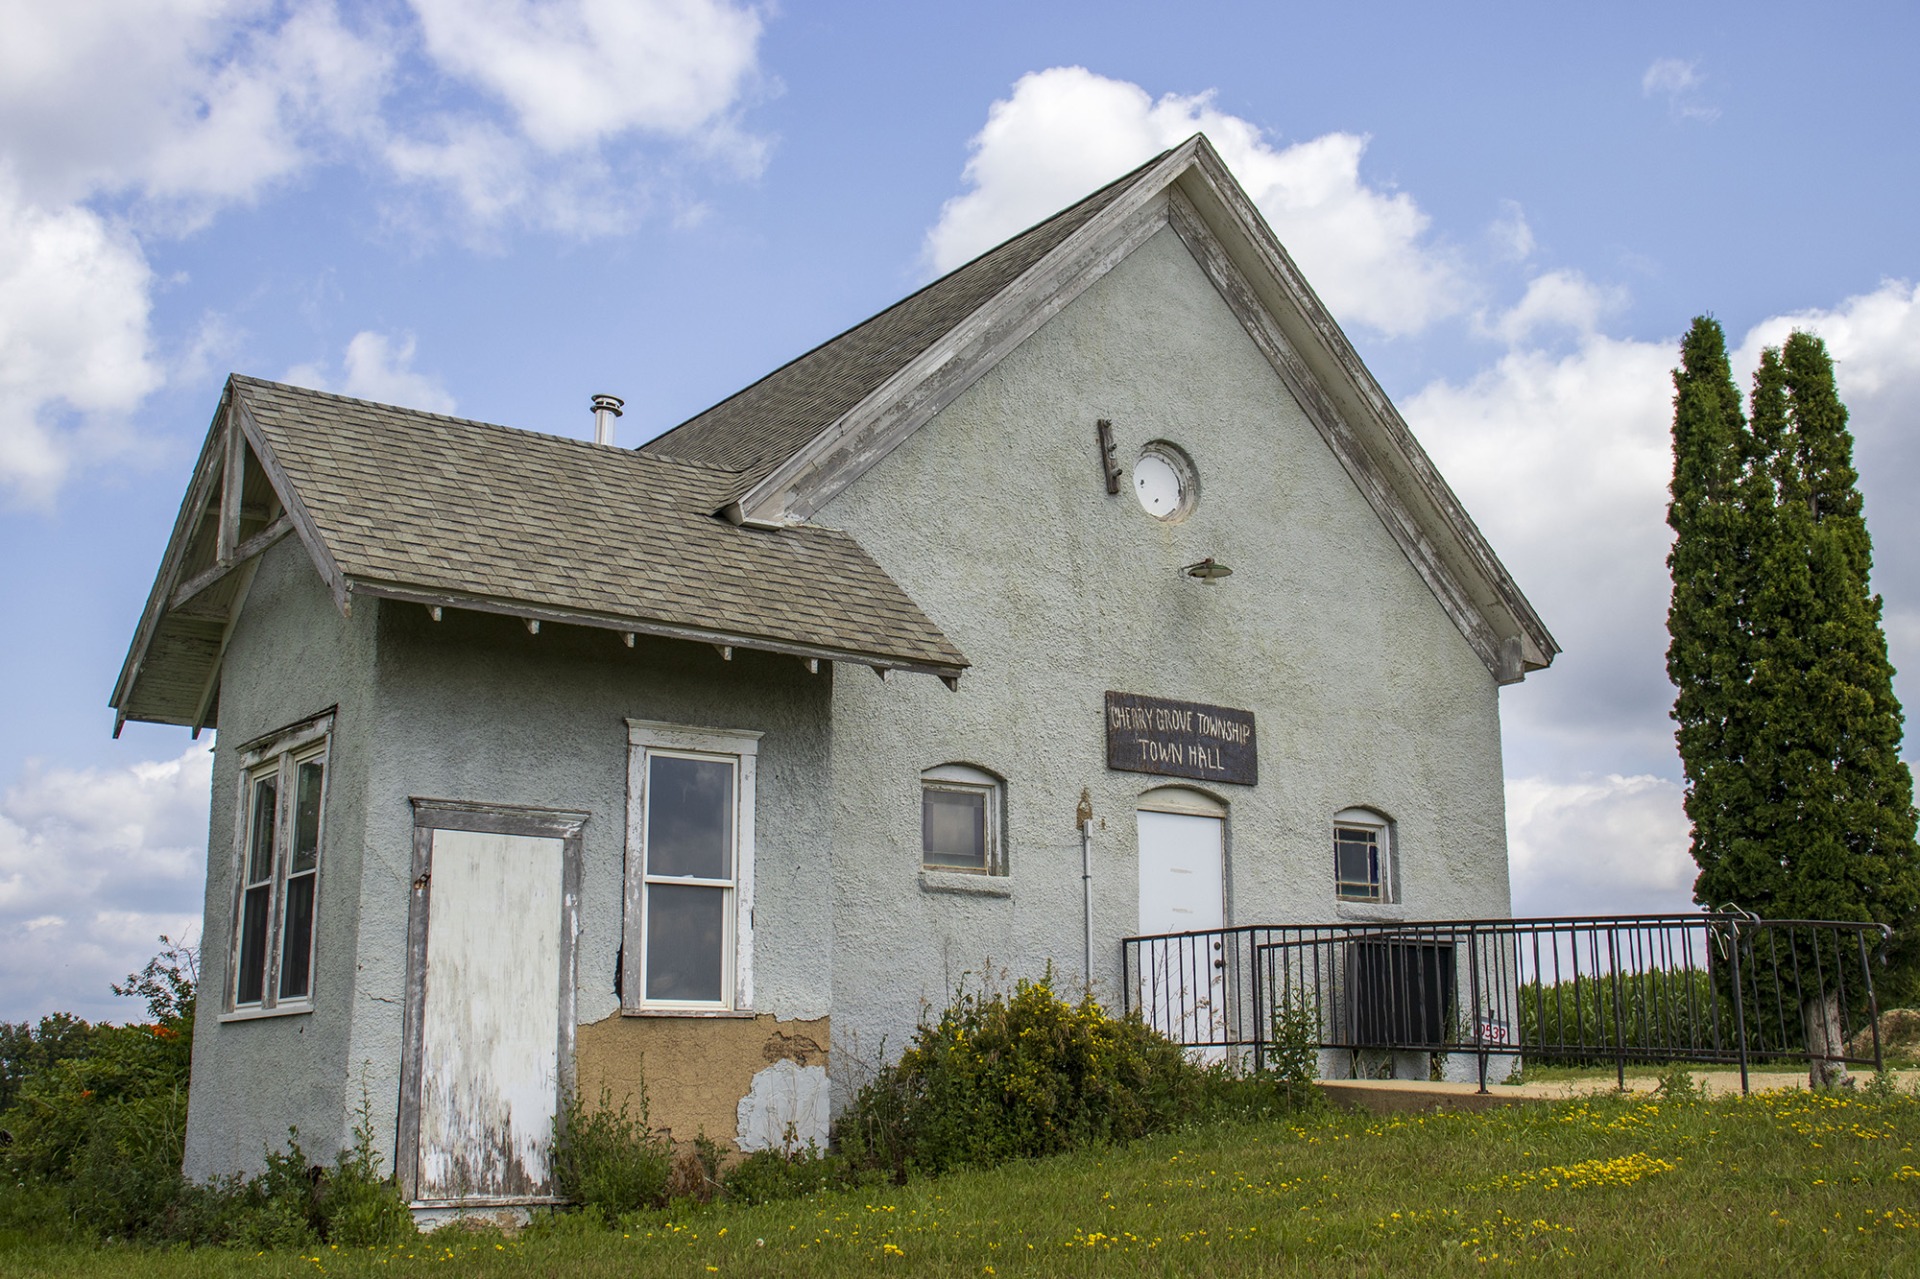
[227,712,332,1015]
[624,720,760,1013]
[642,753,735,1005]
[1334,808,1393,904]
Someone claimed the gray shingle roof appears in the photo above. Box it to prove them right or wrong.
[237,376,967,673]
[639,149,1170,493]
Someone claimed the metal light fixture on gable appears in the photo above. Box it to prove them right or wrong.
[1184,557,1232,584]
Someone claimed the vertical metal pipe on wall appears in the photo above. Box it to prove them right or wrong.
[1081,817,1094,990]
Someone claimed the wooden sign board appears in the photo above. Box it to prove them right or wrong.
[1105,691,1257,787]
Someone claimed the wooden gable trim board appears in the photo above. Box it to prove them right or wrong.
[170,514,294,611]
[1161,187,1504,677]
[724,138,1207,529]
[721,135,1556,684]
[234,400,354,617]
[1173,145,1556,676]
[110,393,233,734]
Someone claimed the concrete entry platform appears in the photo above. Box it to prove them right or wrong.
[1316,1069,1917,1114]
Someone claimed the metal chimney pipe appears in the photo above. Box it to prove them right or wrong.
[591,393,624,446]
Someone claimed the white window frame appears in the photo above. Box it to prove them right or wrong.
[920,763,1004,876]
[223,710,334,1020]
[623,719,760,1013]
[1333,807,1394,904]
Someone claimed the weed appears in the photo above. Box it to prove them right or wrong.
[550,1084,672,1223]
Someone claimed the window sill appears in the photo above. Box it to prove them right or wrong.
[920,870,1013,898]
[218,1004,314,1024]
[1335,902,1406,923]
[620,1008,758,1019]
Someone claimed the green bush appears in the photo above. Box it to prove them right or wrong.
[722,1143,874,1205]
[551,1085,673,1223]
[0,939,413,1249]
[838,973,1206,1178]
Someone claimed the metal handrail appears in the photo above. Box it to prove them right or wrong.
[1119,913,1891,1094]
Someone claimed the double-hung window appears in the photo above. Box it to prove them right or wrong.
[624,720,759,1012]
[228,711,332,1015]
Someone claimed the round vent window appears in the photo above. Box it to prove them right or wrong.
[1133,443,1196,522]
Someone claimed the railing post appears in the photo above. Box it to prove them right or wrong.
[1862,927,1887,1075]
[1608,929,1626,1092]
[1468,926,1487,1094]
[1251,931,1266,1075]
[1727,917,1749,1095]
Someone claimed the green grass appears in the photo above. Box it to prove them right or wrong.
[4,1088,1917,1276]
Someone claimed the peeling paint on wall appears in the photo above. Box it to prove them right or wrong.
[416,830,563,1200]
[735,1059,830,1152]
[575,1012,828,1152]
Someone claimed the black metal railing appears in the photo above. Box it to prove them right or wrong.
[1119,913,1892,1093]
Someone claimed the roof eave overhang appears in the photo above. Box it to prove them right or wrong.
[345,577,970,681]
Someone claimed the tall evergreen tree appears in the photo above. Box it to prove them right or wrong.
[1667,317,1752,894]
[1669,322,1920,1085]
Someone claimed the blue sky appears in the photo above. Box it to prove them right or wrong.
[4,0,1919,1020]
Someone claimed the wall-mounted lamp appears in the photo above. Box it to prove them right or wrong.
[1184,557,1233,584]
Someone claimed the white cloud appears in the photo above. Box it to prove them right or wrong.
[1507,774,1696,917]
[924,67,1464,336]
[1484,269,1626,345]
[1489,199,1535,262]
[1641,57,1719,123]
[0,744,211,1022]
[285,331,458,413]
[1411,276,1920,784]
[0,0,392,217]
[0,176,163,506]
[0,0,769,501]
[408,0,764,154]
[1409,330,1679,769]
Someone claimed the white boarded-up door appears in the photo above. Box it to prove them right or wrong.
[1137,806,1226,1048]
[410,823,571,1203]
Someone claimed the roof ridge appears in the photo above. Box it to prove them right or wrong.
[230,375,749,478]
[639,145,1176,465]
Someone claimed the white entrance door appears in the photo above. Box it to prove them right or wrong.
[415,828,564,1202]
[1137,808,1226,1047]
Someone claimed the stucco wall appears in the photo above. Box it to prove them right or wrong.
[575,1012,828,1152]
[185,553,834,1180]
[184,536,380,1180]
[817,226,1512,1083]
[345,605,834,1173]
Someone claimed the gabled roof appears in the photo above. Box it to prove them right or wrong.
[111,377,968,731]
[644,135,1558,684]
[642,150,1165,489]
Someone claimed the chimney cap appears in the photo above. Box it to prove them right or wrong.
[590,393,625,417]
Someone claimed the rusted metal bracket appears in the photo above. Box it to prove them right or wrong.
[1096,419,1123,495]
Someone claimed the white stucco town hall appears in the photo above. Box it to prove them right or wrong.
[110,135,1556,1213]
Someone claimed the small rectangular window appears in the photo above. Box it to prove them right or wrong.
[922,788,988,870]
[920,765,1003,875]
[227,713,332,1014]
[1335,824,1383,902]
